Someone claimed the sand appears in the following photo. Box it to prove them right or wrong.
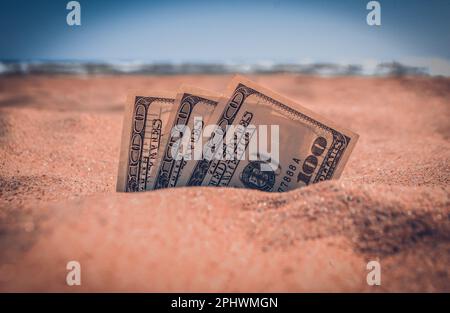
[0,74,449,292]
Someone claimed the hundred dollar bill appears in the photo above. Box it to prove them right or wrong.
[153,86,221,189]
[186,76,359,192]
[116,91,175,192]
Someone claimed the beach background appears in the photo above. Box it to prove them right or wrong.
[0,0,449,291]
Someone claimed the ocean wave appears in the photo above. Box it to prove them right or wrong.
[0,60,431,76]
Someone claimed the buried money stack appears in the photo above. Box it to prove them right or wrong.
[117,75,359,193]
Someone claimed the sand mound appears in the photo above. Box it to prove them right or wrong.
[1,183,448,291]
[0,74,449,291]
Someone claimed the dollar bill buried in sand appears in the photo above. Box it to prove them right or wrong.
[152,86,222,189]
[185,76,359,192]
[116,91,175,192]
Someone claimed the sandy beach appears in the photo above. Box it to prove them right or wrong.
[0,74,449,291]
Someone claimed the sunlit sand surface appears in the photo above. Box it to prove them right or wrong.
[0,74,449,291]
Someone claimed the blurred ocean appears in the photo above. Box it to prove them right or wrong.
[0,60,430,76]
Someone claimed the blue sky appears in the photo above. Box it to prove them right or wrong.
[0,0,449,73]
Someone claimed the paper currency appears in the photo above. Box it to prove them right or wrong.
[117,76,358,193]
[185,76,359,192]
[153,86,221,189]
[116,91,175,192]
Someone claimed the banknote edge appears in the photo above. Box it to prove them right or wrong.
[116,90,176,192]
[152,86,222,190]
